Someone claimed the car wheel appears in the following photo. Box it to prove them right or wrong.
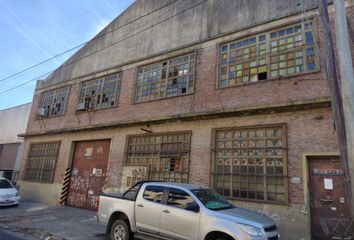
[110,219,131,240]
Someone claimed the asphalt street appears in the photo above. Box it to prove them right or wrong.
[0,201,106,240]
[0,229,26,240]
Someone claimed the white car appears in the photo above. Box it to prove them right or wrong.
[0,177,20,206]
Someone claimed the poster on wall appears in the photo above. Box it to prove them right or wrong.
[121,166,147,191]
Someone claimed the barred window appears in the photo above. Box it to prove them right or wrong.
[214,126,287,203]
[38,87,69,117]
[134,53,195,102]
[24,142,60,183]
[78,73,121,110]
[219,21,316,88]
[126,132,190,184]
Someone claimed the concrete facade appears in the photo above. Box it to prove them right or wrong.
[18,1,354,239]
[0,103,31,144]
[0,103,31,181]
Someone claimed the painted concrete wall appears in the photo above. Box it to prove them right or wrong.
[17,181,62,206]
[39,0,324,89]
[0,103,32,144]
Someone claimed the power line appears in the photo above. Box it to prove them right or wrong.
[0,71,52,95]
[0,45,84,84]
[0,0,207,97]
[0,39,319,98]
[0,0,180,84]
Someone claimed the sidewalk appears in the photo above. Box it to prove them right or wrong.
[0,201,106,240]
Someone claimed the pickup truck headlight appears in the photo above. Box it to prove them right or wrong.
[237,223,264,237]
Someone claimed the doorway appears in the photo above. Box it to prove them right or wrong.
[309,157,351,239]
[66,139,110,210]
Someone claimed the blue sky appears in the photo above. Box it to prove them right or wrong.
[0,0,133,110]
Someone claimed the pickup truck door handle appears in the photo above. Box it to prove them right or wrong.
[137,204,144,207]
[162,209,170,213]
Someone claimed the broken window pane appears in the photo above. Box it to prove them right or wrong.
[218,21,316,88]
[135,53,196,102]
[38,87,69,117]
[126,133,190,184]
[78,73,121,110]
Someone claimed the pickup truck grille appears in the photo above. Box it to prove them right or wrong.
[264,225,277,232]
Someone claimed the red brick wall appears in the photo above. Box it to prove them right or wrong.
[25,6,354,136]
[26,44,331,134]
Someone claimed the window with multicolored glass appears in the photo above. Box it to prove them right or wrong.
[134,53,195,103]
[213,125,287,203]
[218,21,316,88]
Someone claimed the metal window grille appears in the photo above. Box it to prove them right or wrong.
[78,73,121,110]
[24,142,60,183]
[134,53,196,103]
[39,87,69,117]
[126,133,190,183]
[213,126,287,203]
[218,21,316,88]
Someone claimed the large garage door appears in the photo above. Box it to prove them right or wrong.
[66,140,110,210]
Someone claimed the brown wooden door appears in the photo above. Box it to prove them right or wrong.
[309,157,350,239]
[67,140,110,210]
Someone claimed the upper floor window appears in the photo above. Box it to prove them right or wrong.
[218,21,316,88]
[134,53,196,103]
[78,73,121,111]
[38,87,69,117]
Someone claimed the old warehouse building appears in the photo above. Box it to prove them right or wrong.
[17,0,354,238]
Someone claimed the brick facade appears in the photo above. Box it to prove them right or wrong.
[18,2,354,239]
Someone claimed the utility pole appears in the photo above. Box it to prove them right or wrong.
[333,0,354,219]
[318,0,354,219]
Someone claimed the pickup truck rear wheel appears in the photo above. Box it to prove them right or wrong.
[110,219,131,240]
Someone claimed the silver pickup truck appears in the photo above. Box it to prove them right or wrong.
[97,181,279,240]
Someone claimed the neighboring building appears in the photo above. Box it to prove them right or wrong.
[17,0,354,239]
[0,103,32,182]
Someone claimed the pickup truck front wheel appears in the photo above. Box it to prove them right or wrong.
[110,219,131,240]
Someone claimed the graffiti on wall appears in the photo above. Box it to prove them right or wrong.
[67,192,86,208]
[258,205,281,226]
[107,166,121,188]
[121,166,147,190]
[89,195,99,209]
[70,176,89,191]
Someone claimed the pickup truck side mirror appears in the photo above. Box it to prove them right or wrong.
[186,202,200,212]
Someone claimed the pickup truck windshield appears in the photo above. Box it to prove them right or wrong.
[191,189,234,210]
